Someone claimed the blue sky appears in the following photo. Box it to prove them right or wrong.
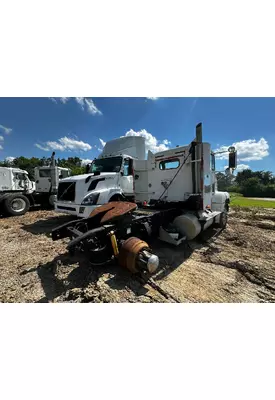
[0,97,274,173]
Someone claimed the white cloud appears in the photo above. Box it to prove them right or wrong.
[49,97,70,104]
[0,124,12,135]
[75,97,102,115]
[49,97,102,115]
[81,158,94,166]
[75,97,85,110]
[45,141,65,151]
[99,138,106,148]
[190,99,198,112]
[60,97,70,104]
[35,143,50,151]
[85,98,102,115]
[0,135,4,141]
[123,129,170,153]
[237,164,250,171]
[5,156,15,163]
[215,138,269,162]
[35,136,92,152]
[146,97,159,100]
[224,163,250,171]
[0,144,3,150]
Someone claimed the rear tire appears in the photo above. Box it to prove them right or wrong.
[215,211,228,229]
[3,194,30,216]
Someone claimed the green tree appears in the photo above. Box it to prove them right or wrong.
[56,156,85,175]
[235,169,254,185]
[9,157,43,179]
[236,169,275,186]
[240,177,263,197]
[216,172,236,191]
[0,155,86,177]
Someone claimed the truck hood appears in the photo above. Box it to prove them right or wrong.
[61,172,117,182]
[57,172,119,204]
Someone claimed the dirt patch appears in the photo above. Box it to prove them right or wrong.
[1,208,275,303]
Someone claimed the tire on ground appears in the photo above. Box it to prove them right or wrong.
[214,211,228,229]
[3,194,30,216]
[48,194,57,207]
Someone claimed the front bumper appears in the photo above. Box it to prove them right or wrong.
[54,202,100,218]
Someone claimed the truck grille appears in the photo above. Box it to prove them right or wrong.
[57,182,76,201]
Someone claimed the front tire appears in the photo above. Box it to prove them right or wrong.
[3,194,30,216]
[216,211,228,229]
[49,194,57,207]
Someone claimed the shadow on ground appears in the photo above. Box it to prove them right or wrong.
[152,228,223,281]
[20,252,135,303]
[22,215,76,235]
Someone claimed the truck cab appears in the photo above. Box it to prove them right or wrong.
[34,166,71,194]
[33,152,71,206]
[54,136,144,218]
[0,167,35,216]
[0,167,35,193]
[88,155,134,196]
[55,154,135,218]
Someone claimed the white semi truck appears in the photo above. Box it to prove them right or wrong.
[52,122,237,274]
[0,152,71,216]
[54,124,236,220]
[54,136,145,218]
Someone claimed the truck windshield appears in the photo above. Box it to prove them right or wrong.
[90,157,122,173]
[15,173,28,181]
[39,169,51,178]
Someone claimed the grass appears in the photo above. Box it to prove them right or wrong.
[229,193,275,209]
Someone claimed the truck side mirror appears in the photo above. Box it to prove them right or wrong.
[229,151,237,169]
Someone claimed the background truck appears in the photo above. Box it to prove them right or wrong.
[0,152,71,216]
[52,122,237,275]
[33,152,71,207]
[54,136,145,218]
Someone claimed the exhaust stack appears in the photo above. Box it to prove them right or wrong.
[50,152,56,167]
[191,123,203,195]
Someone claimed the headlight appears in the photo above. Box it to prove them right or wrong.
[81,193,100,205]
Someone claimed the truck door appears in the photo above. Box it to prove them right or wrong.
[36,169,51,193]
[202,144,213,209]
[133,159,151,203]
[120,158,133,196]
[156,158,181,201]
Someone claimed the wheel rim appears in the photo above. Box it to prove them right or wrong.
[11,198,26,212]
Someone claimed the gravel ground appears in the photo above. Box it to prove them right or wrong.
[1,208,275,303]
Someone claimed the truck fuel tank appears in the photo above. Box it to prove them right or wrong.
[172,213,202,240]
